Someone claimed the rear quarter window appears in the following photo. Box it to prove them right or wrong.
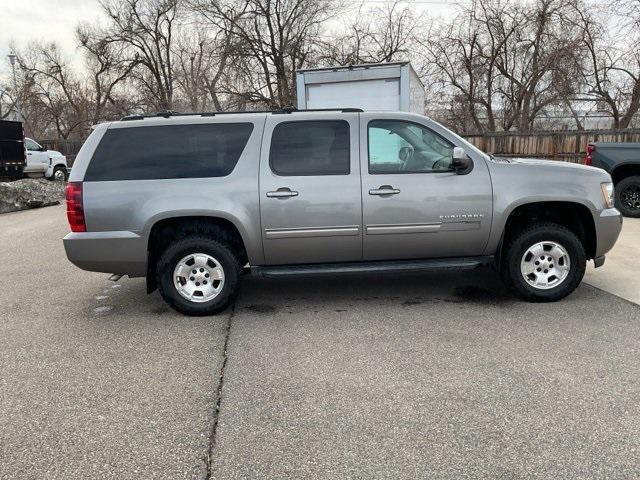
[84,123,254,181]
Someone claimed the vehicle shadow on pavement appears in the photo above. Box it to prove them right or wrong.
[236,267,516,313]
[94,267,518,318]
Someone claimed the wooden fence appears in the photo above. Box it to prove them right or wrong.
[463,129,640,164]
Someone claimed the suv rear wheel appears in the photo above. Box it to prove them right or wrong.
[615,175,640,218]
[502,223,586,302]
[156,235,240,315]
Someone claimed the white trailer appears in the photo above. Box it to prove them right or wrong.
[295,62,425,113]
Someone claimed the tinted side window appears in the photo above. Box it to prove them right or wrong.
[85,123,253,181]
[269,121,350,176]
[368,120,453,174]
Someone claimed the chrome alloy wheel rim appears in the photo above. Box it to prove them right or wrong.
[54,169,66,181]
[520,241,570,290]
[173,253,225,303]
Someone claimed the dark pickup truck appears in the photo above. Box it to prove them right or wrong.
[587,142,640,217]
[0,120,26,179]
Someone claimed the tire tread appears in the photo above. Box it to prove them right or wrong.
[503,222,586,302]
[615,175,640,218]
[156,235,241,316]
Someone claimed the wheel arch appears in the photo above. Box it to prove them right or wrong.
[145,215,249,293]
[611,162,640,184]
[496,201,597,267]
[52,159,68,168]
[52,163,68,174]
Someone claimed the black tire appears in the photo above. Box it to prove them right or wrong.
[615,175,640,218]
[502,222,586,302]
[49,166,68,182]
[156,235,240,316]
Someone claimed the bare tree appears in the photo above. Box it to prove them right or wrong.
[420,0,585,133]
[99,0,179,111]
[190,0,334,108]
[572,2,640,128]
[612,0,640,30]
[77,24,138,123]
[419,0,520,132]
[15,43,87,138]
[173,26,236,111]
[494,0,585,132]
[7,0,640,140]
[326,1,420,65]
[0,84,18,120]
[13,36,137,139]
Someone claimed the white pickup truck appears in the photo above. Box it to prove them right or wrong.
[24,138,68,181]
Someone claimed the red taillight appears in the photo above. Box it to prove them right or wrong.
[585,144,595,166]
[65,182,86,232]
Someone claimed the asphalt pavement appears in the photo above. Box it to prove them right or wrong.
[0,206,228,479]
[1,205,639,479]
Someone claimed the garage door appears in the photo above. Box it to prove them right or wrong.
[306,79,400,111]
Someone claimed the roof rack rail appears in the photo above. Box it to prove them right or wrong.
[155,110,181,118]
[273,106,364,114]
[120,107,363,121]
[121,114,145,121]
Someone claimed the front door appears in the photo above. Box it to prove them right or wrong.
[260,113,362,265]
[360,113,493,260]
[25,138,48,173]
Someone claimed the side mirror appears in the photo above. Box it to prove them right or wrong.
[452,147,473,175]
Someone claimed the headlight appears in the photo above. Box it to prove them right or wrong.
[601,182,614,208]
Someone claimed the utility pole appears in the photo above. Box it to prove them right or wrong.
[7,52,21,122]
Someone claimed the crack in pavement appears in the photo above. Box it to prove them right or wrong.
[205,302,235,480]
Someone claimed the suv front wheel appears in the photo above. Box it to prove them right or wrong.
[502,223,586,302]
[156,236,240,316]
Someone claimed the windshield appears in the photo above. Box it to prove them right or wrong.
[422,118,492,162]
[444,130,490,161]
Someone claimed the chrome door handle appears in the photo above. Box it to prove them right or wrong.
[369,186,400,196]
[266,188,299,198]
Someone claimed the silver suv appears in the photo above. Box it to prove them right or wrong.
[64,109,622,315]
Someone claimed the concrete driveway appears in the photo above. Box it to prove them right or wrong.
[1,205,639,479]
[585,217,640,304]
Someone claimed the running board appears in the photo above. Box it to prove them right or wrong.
[251,256,493,279]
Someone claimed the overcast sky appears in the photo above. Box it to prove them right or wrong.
[0,0,106,80]
[0,0,455,82]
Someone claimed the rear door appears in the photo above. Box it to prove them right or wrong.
[360,112,493,260]
[259,113,362,265]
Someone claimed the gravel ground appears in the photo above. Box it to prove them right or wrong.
[0,178,66,214]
